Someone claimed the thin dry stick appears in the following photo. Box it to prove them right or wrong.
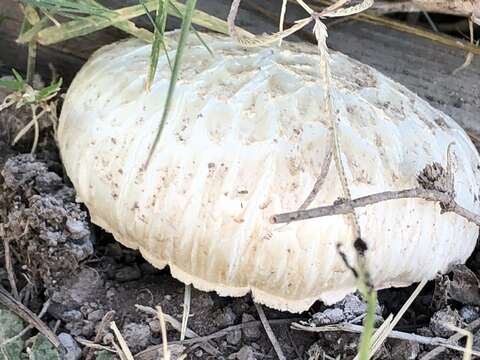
[255,303,286,360]
[453,17,477,75]
[445,324,473,360]
[76,338,116,353]
[279,0,289,47]
[111,340,128,360]
[292,322,480,356]
[300,0,480,55]
[135,304,220,356]
[0,286,60,348]
[85,310,115,360]
[110,321,134,360]
[421,318,480,360]
[2,237,19,300]
[156,306,171,360]
[0,298,51,348]
[180,284,191,341]
[271,187,480,226]
[135,318,303,359]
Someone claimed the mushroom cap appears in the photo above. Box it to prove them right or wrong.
[58,32,480,312]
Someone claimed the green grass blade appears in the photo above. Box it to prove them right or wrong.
[32,0,229,46]
[16,16,50,44]
[357,289,377,360]
[169,2,213,56]
[36,78,62,101]
[144,0,171,89]
[20,0,106,17]
[146,0,197,165]
[0,79,23,92]
[11,69,25,83]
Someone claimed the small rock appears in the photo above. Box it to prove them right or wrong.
[115,265,141,282]
[102,332,114,345]
[215,307,237,327]
[447,265,480,306]
[430,307,462,337]
[87,309,105,322]
[82,321,96,338]
[340,294,368,318]
[61,310,83,322]
[312,308,345,325]
[122,322,151,353]
[390,340,420,360]
[242,314,261,340]
[460,306,480,323]
[194,349,203,357]
[230,346,256,360]
[148,319,161,334]
[227,329,242,345]
[58,333,82,360]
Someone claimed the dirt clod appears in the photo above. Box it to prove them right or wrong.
[58,332,82,360]
[121,322,151,353]
[429,307,463,337]
[241,314,261,340]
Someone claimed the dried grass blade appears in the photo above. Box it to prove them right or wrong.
[110,321,134,360]
[180,284,191,341]
[34,0,231,46]
[156,306,171,360]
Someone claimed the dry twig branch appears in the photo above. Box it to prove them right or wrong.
[255,303,286,360]
[135,304,220,356]
[0,286,60,348]
[271,187,480,226]
[110,321,134,360]
[420,318,480,360]
[85,310,115,360]
[291,322,480,356]
[2,236,19,300]
[180,284,191,342]
[0,298,50,348]
[135,318,303,360]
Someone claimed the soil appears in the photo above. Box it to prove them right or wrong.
[1,82,480,360]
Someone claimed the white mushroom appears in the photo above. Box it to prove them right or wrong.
[58,32,480,313]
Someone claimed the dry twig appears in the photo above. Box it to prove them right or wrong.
[271,187,480,226]
[135,318,303,360]
[180,284,191,341]
[135,304,220,356]
[2,237,19,300]
[420,318,480,360]
[110,321,134,360]
[292,322,480,356]
[85,310,115,360]
[0,286,60,348]
[255,303,286,360]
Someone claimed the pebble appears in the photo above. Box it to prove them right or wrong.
[87,309,105,322]
[58,333,82,360]
[226,329,242,345]
[215,307,237,327]
[122,322,151,352]
[430,307,462,337]
[230,345,256,360]
[241,314,261,340]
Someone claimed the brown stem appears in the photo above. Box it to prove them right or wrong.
[271,188,480,226]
